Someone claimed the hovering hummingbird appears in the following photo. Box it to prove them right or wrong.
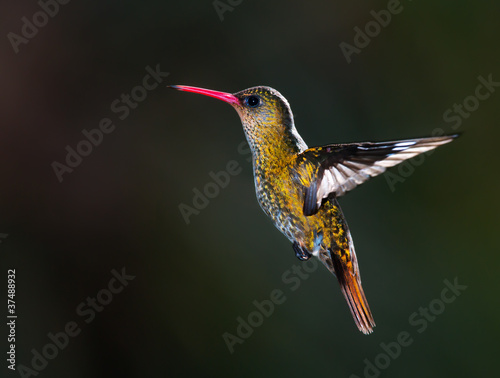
[170,85,457,334]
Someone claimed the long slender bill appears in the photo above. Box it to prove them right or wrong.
[168,85,239,105]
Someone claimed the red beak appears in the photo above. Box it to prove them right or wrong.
[169,85,239,105]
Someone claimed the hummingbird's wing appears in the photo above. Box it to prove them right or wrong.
[297,135,458,216]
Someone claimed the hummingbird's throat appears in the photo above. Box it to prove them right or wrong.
[242,119,307,166]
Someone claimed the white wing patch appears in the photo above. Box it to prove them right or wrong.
[314,136,456,206]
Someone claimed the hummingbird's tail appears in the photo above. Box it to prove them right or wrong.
[318,249,375,335]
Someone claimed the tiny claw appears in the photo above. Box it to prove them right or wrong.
[293,242,312,261]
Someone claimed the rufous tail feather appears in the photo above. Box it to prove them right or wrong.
[332,254,375,334]
[319,250,375,334]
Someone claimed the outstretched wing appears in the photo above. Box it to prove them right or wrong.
[298,135,458,216]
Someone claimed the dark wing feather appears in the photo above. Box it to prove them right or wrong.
[298,135,458,215]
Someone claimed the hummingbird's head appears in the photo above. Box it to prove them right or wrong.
[170,85,307,155]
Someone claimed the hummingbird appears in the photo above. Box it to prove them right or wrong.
[170,85,457,334]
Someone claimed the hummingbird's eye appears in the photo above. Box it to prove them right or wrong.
[245,95,261,108]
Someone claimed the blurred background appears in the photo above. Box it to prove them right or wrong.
[0,1,498,377]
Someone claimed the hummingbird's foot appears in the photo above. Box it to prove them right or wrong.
[293,242,312,261]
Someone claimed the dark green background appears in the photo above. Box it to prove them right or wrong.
[1,1,498,377]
